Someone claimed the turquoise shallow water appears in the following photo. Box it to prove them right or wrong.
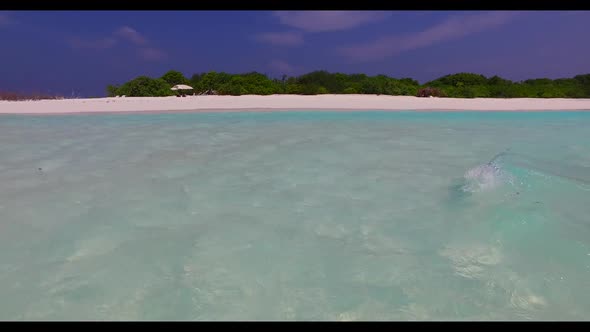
[1,110,590,320]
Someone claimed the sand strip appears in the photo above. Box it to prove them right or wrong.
[2,95,590,115]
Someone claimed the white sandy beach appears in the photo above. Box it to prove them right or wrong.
[1,95,590,114]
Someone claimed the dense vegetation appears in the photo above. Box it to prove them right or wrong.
[107,70,590,98]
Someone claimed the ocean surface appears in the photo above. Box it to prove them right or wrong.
[0,111,589,320]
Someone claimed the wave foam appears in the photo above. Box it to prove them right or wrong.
[462,162,513,193]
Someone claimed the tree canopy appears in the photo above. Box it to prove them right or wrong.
[109,76,174,97]
[107,70,590,99]
[161,70,190,86]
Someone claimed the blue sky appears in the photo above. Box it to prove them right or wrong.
[1,10,590,97]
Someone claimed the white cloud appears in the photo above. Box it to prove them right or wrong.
[68,26,165,62]
[115,26,147,45]
[339,11,521,62]
[273,11,389,32]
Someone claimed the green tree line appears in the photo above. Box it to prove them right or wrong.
[107,70,590,98]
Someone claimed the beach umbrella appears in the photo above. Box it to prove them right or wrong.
[171,84,193,91]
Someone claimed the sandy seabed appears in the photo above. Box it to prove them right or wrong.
[2,95,590,115]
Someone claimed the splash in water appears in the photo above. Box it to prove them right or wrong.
[461,150,514,193]
[454,148,590,200]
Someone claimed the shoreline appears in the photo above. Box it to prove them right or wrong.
[2,95,590,115]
